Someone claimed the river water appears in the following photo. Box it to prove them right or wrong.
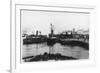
[22,42,89,60]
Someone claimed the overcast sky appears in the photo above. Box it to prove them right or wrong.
[21,10,89,35]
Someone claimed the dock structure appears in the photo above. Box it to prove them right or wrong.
[23,23,89,46]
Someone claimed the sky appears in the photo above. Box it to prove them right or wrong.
[21,10,90,35]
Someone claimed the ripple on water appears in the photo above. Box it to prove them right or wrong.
[22,43,89,59]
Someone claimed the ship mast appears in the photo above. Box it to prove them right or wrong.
[50,23,54,37]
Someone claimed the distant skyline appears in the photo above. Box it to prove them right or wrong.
[21,10,89,35]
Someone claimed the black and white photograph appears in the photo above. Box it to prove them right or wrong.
[21,9,89,62]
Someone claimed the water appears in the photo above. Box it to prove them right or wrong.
[22,42,89,60]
